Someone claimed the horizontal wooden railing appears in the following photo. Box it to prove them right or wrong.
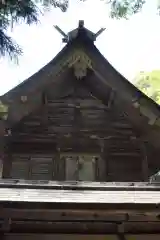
[0,179,159,190]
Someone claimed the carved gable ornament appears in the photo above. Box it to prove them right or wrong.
[67,50,92,79]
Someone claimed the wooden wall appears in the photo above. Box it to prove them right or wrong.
[3,77,149,181]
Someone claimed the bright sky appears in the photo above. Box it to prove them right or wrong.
[0,0,160,95]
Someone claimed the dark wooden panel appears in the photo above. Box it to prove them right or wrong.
[58,156,65,181]
[30,156,53,180]
[10,155,29,179]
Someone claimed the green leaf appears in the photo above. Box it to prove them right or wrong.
[135,70,160,105]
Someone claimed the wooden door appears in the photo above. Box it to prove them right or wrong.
[65,156,78,181]
[78,156,95,181]
[30,156,53,180]
[62,154,98,181]
[10,155,29,179]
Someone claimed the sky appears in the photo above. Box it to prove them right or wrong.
[0,0,160,95]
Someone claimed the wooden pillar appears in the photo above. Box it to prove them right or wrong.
[2,143,12,179]
[0,120,11,179]
[0,120,5,178]
[0,136,4,178]
[117,223,126,240]
[55,146,60,180]
[97,138,107,181]
[2,129,12,179]
[104,139,110,181]
[57,147,66,181]
[141,140,149,181]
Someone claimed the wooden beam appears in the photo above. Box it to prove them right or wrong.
[0,208,126,221]
[1,220,160,234]
[0,221,117,234]
[117,224,126,240]
[2,208,160,222]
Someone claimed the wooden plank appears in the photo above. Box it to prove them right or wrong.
[1,220,160,234]
[0,179,159,189]
[0,208,127,221]
[1,221,118,234]
[0,188,159,204]
[1,208,160,222]
[3,234,160,240]
[125,222,160,233]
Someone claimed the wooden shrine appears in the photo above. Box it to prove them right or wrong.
[0,21,160,239]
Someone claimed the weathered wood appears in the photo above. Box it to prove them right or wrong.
[1,208,160,222]
[1,220,160,234]
[0,186,160,204]
[1,22,160,238]
[2,36,157,182]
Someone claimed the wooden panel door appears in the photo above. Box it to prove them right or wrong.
[78,156,95,181]
[10,155,29,179]
[62,154,98,181]
[30,156,53,180]
[65,156,78,181]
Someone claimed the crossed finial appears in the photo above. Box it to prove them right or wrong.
[54,20,106,43]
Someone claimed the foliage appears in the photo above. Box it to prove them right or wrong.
[0,0,69,60]
[135,70,160,105]
[107,0,146,19]
[0,0,159,60]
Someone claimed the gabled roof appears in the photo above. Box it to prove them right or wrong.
[1,21,160,149]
